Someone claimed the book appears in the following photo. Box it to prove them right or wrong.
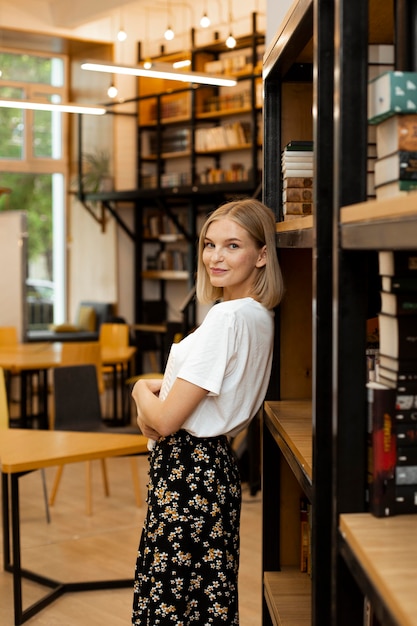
[374,150,417,187]
[378,313,417,360]
[381,275,417,293]
[367,382,397,517]
[378,369,417,391]
[394,485,417,512]
[282,168,314,177]
[397,446,417,464]
[284,140,313,151]
[376,114,417,159]
[300,497,310,573]
[283,176,313,188]
[380,291,417,315]
[379,250,417,276]
[283,201,313,215]
[368,71,417,125]
[283,187,313,202]
[397,422,417,444]
[375,179,417,199]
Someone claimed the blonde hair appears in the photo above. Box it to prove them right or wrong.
[196,198,284,310]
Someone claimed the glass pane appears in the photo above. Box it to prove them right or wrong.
[33,108,62,159]
[0,52,64,86]
[0,86,24,159]
[0,172,54,329]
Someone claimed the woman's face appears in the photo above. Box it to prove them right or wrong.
[202,218,266,301]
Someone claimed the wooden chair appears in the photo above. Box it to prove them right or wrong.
[60,341,105,396]
[0,325,40,426]
[0,366,50,522]
[0,325,18,346]
[99,322,130,418]
[49,364,147,515]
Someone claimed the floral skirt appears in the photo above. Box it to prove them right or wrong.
[132,429,242,625]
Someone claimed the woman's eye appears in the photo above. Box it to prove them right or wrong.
[204,241,215,248]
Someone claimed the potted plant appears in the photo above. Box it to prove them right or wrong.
[80,149,113,193]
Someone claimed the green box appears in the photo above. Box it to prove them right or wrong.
[368,71,417,124]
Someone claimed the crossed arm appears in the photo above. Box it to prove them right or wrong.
[131,377,208,439]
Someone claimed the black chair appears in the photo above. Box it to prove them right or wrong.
[49,364,148,515]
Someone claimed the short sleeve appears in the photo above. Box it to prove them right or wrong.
[177,306,239,395]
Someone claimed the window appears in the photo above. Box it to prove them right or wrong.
[0,49,68,330]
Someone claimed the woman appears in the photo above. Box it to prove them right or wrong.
[131,198,283,625]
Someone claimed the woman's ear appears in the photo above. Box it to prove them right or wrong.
[256,245,267,268]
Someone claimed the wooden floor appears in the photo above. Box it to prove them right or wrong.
[0,454,262,625]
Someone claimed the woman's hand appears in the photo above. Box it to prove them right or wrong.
[132,378,163,439]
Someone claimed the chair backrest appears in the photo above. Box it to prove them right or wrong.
[0,367,9,429]
[60,341,104,394]
[53,364,103,431]
[99,323,129,349]
[0,326,18,346]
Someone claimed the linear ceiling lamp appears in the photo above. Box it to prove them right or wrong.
[81,60,237,87]
[0,98,106,115]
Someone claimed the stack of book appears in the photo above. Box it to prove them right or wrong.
[367,43,395,199]
[367,249,417,517]
[281,141,313,219]
[368,70,417,199]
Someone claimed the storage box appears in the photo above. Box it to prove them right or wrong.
[368,71,417,124]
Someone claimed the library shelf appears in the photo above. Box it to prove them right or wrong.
[339,513,417,626]
[340,195,417,250]
[264,567,311,626]
[141,270,189,281]
[275,216,313,248]
[263,400,312,498]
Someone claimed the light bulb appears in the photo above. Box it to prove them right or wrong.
[117,28,127,42]
[143,58,153,70]
[200,13,210,28]
[164,26,174,41]
[107,84,118,98]
[226,33,236,49]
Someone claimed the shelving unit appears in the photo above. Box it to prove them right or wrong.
[261,0,417,625]
[78,14,265,341]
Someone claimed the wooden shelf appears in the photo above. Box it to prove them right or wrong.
[196,143,252,154]
[275,216,313,248]
[339,513,417,626]
[264,400,312,498]
[264,568,311,626]
[142,270,189,280]
[197,107,253,120]
[340,193,417,249]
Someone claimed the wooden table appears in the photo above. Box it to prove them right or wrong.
[0,428,148,625]
[0,343,136,427]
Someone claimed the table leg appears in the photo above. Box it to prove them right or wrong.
[2,473,10,571]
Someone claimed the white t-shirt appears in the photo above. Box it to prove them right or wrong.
[159,297,274,439]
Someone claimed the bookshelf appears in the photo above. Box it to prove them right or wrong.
[78,15,266,338]
[261,0,417,624]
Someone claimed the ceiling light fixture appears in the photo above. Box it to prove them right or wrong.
[0,98,106,115]
[200,1,210,28]
[200,13,210,28]
[226,0,237,49]
[107,81,118,98]
[226,33,236,49]
[81,60,237,87]
[117,28,127,42]
[164,25,174,41]
[164,0,174,41]
[173,59,192,69]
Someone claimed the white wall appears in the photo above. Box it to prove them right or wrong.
[0,212,27,341]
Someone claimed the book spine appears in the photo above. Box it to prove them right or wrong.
[368,384,397,517]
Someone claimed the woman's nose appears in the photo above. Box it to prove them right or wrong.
[211,246,224,261]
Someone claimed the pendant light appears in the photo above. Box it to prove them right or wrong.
[226,0,236,49]
[200,0,210,28]
[164,0,174,41]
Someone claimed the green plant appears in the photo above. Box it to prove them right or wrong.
[80,149,111,193]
